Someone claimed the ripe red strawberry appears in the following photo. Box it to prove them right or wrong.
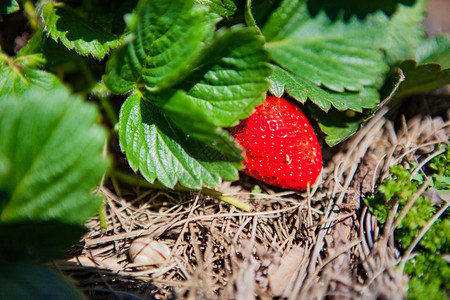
[232,96,322,190]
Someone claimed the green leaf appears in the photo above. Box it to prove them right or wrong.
[249,0,282,28]
[104,0,218,93]
[79,0,127,33]
[0,87,109,223]
[310,68,403,146]
[0,261,86,300]
[269,65,379,112]
[119,93,240,189]
[307,104,367,146]
[263,0,388,93]
[0,0,19,17]
[152,25,270,155]
[416,35,450,68]
[393,60,450,99]
[195,0,237,17]
[0,153,9,178]
[154,90,243,160]
[17,28,79,67]
[244,0,259,29]
[381,0,427,64]
[0,54,62,96]
[164,26,271,128]
[41,2,120,59]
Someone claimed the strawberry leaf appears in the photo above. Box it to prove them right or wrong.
[104,0,218,93]
[0,0,19,18]
[263,0,388,94]
[195,0,237,17]
[249,0,283,28]
[314,69,404,146]
[0,87,109,223]
[307,104,368,146]
[393,60,450,99]
[416,35,450,68]
[119,93,240,189]
[162,26,271,128]
[145,26,270,154]
[314,67,405,146]
[269,65,379,112]
[381,0,427,64]
[0,54,62,96]
[17,29,79,67]
[41,2,120,59]
[152,90,243,160]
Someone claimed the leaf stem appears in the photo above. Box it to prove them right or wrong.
[92,83,119,126]
[98,203,107,230]
[21,0,39,32]
[218,195,252,212]
[244,0,262,35]
[77,58,118,125]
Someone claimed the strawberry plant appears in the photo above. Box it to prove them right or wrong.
[0,0,449,298]
[1,0,449,191]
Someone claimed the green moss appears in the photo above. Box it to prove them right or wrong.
[365,144,449,299]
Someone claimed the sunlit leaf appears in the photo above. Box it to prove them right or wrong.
[0,53,62,96]
[119,93,240,189]
[104,0,218,93]
[41,2,120,59]
[269,65,379,112]
[263,0,388,93]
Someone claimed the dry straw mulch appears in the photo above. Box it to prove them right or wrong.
[55,97,449,299]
